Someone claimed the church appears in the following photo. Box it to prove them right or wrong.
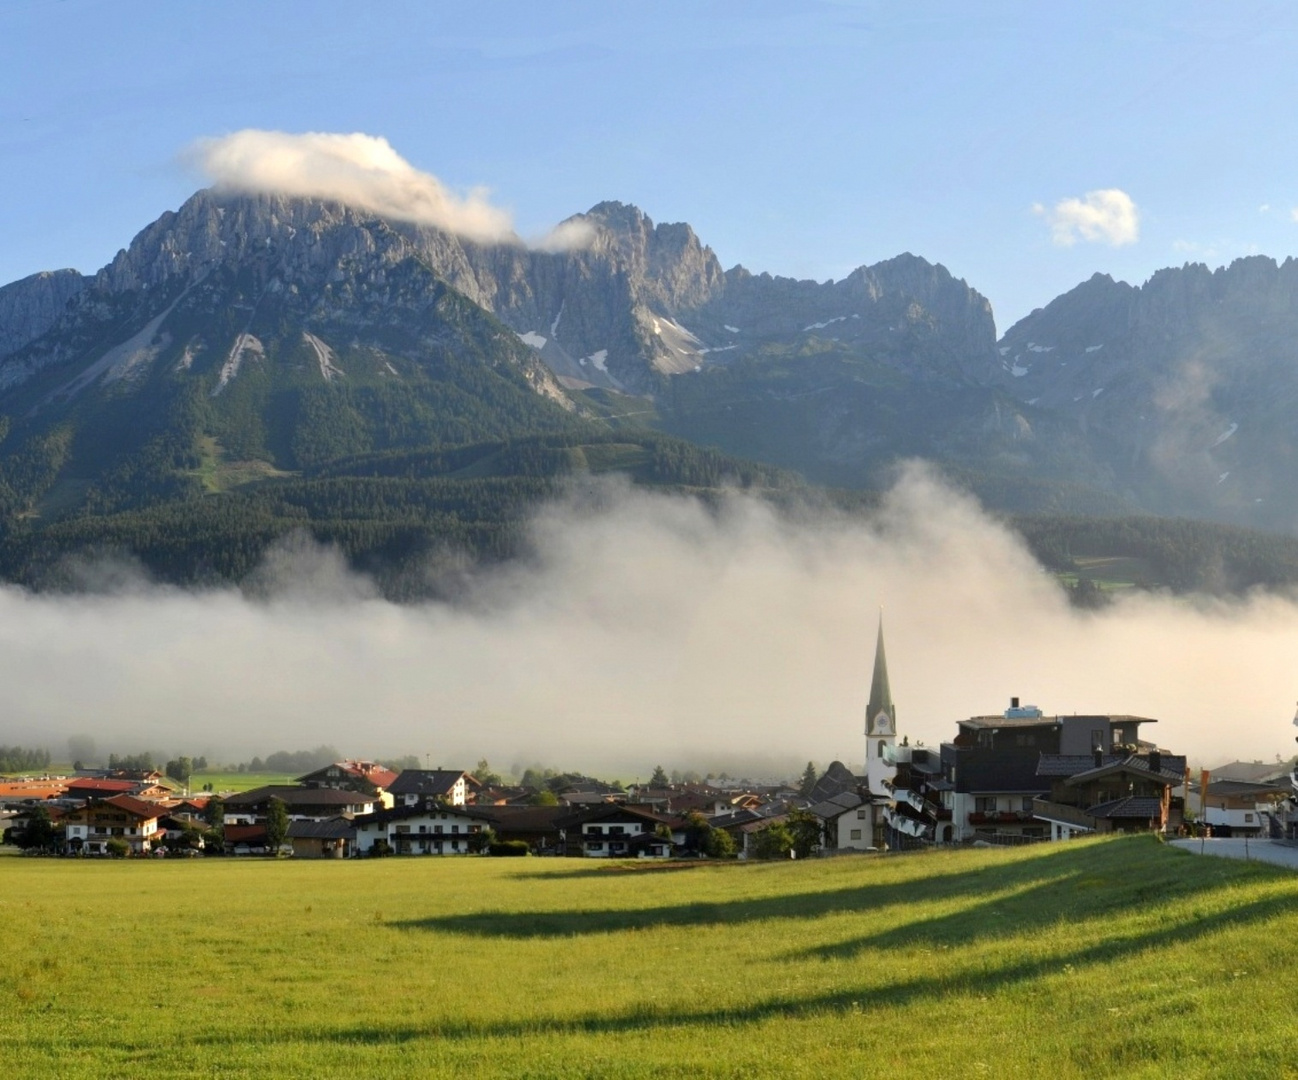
[805,614,897,851]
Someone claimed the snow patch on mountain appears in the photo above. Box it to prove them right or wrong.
[517,331,548,349]
[803,316,847,331]
[1085,344,1104,353]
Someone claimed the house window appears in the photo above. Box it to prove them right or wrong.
[609,826,625,836]
[856,809,867,820]
[452,825,460,834]
[975,797,997,813]
[1015,734,1036,747]
[588,825,603,835]
[588,841,603,851]
[849,829,862,840]
[878,742,887,757]
[419,825,426,833]
[1245,813,1255,823]
[1022,798,1035,812]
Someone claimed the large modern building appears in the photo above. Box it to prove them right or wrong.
[888,699,1184,844]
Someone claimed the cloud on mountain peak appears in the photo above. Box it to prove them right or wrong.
[188,130,519,244]
[1033,188,1140,247]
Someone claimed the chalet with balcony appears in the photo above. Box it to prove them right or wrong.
[1199,778,1288,837]
[296,760,398,804]
[353,804,492,855]
[558,804,683,858]
[387,769,478,808]
[223,785,375,824]
[1032,749,1186,839]
[62,795,163,855]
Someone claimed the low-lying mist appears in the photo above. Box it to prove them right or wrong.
[2,466,1294,775]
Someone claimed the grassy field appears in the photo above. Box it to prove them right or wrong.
[191,770,298,793]
[1,836,1296,1078]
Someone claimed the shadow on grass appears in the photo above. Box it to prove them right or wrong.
[796,837,1286,960]
[394,839,1259,942]
[508,861,730,881]
[188,886,1294,1047]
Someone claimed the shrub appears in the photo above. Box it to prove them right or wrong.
[487,840,529,857]
[105,838,130,858]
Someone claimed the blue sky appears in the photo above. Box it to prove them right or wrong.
[3,0,1297,330]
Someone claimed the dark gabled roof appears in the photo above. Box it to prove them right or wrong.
[387,770,475,797]
[706,809,764,830]
[556,803,675,830]
[807,761,859,804]
[1086,797,1164,820]
[224,786,374,808]
[809,791,864,820]
[1204,779,1290,798]
[1038,754,1102,778]
[225,824,267,843]
[287,818,356,840]
[471,805,567,834]
[1064,754,1186,787]
[1209,760,1293,784]
[353,803,495,827]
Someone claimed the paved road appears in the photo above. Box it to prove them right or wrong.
[1169,837,1298,870]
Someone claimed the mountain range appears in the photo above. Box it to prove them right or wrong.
[3,188,1298,592]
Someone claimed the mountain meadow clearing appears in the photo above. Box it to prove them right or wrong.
[2,836,1296,1079]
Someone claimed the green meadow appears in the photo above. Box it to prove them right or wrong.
[2,837,1297,1079]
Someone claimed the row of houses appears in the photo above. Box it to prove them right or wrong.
[6,615,1294,858]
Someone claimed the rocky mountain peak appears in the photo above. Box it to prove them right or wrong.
[0,268,87,360]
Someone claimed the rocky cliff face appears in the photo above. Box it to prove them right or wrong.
[0,269,87,360]
[996,257,1298,525]
[60,188,997,398]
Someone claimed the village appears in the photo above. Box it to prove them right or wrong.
[2,621,1293,861]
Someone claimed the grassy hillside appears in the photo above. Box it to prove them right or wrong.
[1,837,1295,1078]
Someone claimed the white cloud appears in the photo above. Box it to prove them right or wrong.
[0,469,1295,772]
[188,130,518,244]
[531,217,598,253]
[1289,207,1298,223]
[1259,203,1271,214]
[1034,188,1140,247]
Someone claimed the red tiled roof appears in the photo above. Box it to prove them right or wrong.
[0,780,67,800]
[67,778,139,794]
[103,794,164,819]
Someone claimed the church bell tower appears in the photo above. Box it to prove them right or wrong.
[865,612,897,796]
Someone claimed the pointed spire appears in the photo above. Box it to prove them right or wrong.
[866,610,894,733]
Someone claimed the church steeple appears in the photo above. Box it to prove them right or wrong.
[865,612,895,735]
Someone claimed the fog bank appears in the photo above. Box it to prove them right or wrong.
[1,468,1293,774]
